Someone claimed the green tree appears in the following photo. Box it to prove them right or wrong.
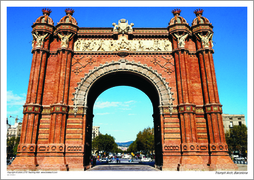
[127,140,137,152]
[225,124,247,157]
[92,134,117,153]
[7,136,20,158]
[128,127,154,154]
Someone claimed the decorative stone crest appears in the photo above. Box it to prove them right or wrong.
[112,19,134,34]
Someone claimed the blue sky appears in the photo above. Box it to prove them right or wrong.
[2,2,252,143]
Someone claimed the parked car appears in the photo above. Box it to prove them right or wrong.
[140,157,152,162]
[122,154,132,159]
[100,158,110,163]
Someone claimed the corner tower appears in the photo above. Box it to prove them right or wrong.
[191,9,238,171]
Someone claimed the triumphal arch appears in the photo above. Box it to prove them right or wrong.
[8,8,238,171]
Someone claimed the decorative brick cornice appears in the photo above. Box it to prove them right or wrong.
[50,104,68,114]
[32,23,54,34]
[54,24,78,36]
[168,24,191,35]
[23,104,42,114]
[178,104,196,114]
[68,106,84,115]
[204,104,222,114]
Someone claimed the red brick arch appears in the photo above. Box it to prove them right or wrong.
[8,8,238,172]
[73,59,174,114]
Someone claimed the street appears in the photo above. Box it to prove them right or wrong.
[94,157,155,167]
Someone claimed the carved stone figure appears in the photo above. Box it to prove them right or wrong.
[75,39,81,51]
[118,39,130,50]
[153,40,164,51]
[112,19,134,34]
[58,33,72,48]
[32,32,48,48]
[198,32,213,48]
[174,33,188,48]
[164,40,172,51]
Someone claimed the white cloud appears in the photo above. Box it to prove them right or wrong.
[94,101,121,109]
[94,100,136,109]
[7,91,26,106]
[95,112,110,115]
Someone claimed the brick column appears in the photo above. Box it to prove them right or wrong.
[38,46,73,171]
[174,48,209,171]
[197,48,237,170]
[8,34,51,171]
[195,38,238,171]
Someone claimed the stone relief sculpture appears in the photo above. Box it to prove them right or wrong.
[32,32,48,48]
[112,19,134,34]
[174,33,188,48]
[74,38,172,52]
[58,33,72,48]
[198,32,213,48]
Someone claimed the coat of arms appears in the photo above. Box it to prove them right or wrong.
[112,19,134,34]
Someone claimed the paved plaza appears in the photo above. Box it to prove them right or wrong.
[87,164,160,171]
[87,163,248,171]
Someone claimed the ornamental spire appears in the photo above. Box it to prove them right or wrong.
[42,8,52,16]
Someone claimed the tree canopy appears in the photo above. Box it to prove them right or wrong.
[225,124,247,157]
[127,127,154,153]
[92,134,118,153]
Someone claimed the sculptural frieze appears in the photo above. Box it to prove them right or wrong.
[74,38,172,52]
[32,32,48,48]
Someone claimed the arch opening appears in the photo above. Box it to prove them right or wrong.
[83,71,163,167]
[72,59,175,168]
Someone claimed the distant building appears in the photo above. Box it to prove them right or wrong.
[222,114,246,133]
[92,126,100,140]
[7,116,22,139]
[118,146,128,151]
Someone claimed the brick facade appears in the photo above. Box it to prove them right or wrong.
[8,8,237,171]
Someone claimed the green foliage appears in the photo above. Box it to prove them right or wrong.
[92,134,118,153]
[127,127,154,153]
[7,136,20,157]
[225,124,247,156]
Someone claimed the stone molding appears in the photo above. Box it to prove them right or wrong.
[72,59,174,115]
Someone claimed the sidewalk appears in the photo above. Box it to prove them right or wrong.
[236,164,247,171]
